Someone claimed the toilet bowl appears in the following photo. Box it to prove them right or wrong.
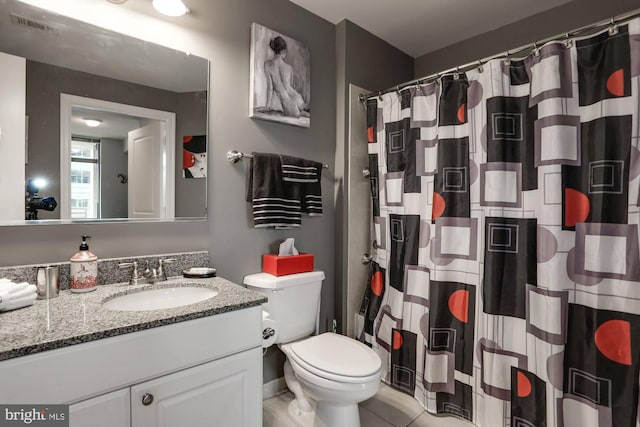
[243,271,382,427]
[280,333,382,427]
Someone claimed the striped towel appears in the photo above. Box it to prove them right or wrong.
[247,153,301,229]
[280,155,323,217]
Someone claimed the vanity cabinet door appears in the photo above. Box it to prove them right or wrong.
[131,347,262,427]
[69,388,130,427]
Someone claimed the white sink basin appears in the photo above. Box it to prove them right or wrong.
[102,287,218,311]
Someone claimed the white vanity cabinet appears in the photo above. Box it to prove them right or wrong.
[131,348,260,426]
[1,307,263,427]
[69,347,261,427]
[69,389,131,427]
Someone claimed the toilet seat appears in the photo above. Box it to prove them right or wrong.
[285,333,382,384]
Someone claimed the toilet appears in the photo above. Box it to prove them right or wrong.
[244,271,382,427]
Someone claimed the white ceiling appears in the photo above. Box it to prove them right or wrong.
[71,107,144,140]
[289,0,572,57]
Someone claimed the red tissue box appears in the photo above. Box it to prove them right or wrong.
[262,253,314,276]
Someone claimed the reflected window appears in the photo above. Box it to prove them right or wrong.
[70,137,100,219]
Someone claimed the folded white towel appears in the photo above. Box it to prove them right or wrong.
[0,293,37,312]
[0,285,37,304]
[0,282,31,299]
[0,280,29,294]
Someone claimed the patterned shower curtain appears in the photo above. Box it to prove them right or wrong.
[356,18,640,427]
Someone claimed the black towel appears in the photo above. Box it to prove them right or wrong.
[247,153,301,229]
[280,154,323,216]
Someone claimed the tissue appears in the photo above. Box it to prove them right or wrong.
[263,238,314,276]
[278,238,299,256]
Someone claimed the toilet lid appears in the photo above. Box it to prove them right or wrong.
[289,333,381,379]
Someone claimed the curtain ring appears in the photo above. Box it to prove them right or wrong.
[454,66,460,80]
[477,60,484,73]
[377,91,383,101]
[395,85,401,94]
[532,41,540,57]
[563,32,573,48]
[503,50,511,66]
[609,17,619,35]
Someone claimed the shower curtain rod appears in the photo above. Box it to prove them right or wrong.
[358,7,640,103]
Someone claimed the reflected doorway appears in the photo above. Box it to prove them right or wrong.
[60,94,176,220]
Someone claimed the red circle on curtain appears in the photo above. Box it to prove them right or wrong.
[517,371,532,397]
[367,127,375,143]
[457,103,466,123]
[392,330,403,350]
[432,192,446,221]
[371,271,384,297]
[564,188,590,227]
[606,69,625,97]
[448,290,469,323]
[595,319,632,365]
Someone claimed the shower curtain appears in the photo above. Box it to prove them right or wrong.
[356,18,640,427]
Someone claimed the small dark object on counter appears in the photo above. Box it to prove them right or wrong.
[183,267,217,278]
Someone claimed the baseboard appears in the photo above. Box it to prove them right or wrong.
[263,377,287,400]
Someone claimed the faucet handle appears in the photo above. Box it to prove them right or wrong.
[157,258,177,281]
[118,261,146,285]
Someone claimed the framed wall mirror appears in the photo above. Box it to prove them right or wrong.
[0,0,209,225]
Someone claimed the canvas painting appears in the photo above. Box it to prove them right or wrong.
[250,23,311,128]
[182,135,206,178]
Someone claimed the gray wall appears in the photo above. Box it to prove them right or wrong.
[203,0,336,383]
[414,0,640,76]
[100,137,128,219]
[334,20,413,333]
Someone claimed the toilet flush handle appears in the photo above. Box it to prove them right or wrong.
[263,327,276,340]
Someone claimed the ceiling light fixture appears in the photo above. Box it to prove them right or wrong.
[152,0,189,16]
[83,118,102,128]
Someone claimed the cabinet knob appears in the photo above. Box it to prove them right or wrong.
[142,393,154,406]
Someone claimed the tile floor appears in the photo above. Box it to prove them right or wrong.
[263,383,472,427]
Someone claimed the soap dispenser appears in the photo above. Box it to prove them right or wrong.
[70,235,98,293]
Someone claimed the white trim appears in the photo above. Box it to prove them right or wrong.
[60,94,175,219]
[263,377,287,400]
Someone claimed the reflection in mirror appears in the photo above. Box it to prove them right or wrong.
[61,94,176,220]
[0,0,209,225]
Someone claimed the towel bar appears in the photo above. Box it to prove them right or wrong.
[227,150,329,169]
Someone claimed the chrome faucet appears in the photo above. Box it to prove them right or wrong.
[142,258,177,283]
[118,258,177,284]
[118,261,146,285]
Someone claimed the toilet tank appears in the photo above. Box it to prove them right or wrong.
[244,271,325,343]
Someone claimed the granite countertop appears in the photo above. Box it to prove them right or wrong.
[0,276,267,362]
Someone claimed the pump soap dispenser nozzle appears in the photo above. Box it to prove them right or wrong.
[79,235,91,250]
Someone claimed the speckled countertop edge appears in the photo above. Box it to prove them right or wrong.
[0,276,267,362]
